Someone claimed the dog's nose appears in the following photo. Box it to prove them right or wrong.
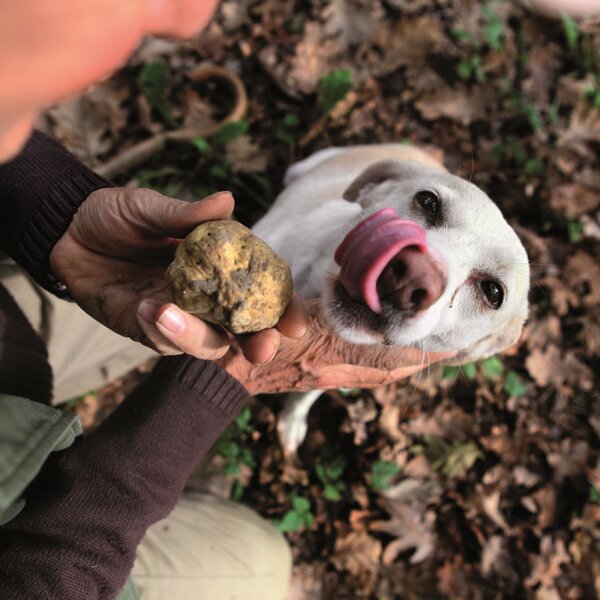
[377,247,445,312]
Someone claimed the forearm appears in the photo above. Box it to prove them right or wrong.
[0,130,112,295]
[0,356,249,599]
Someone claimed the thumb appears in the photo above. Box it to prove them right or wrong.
[138,190,235,237]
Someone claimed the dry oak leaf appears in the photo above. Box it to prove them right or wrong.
[289,21,343,94]
[331,531,382,576]
[415,84,488,125]
[565,251,600,308]
[559,104,600,156]
[525,536,570,600]
[370,499,436,564]
[525,345,562,388]
[548,183,600,220]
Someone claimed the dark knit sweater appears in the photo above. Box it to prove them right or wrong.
[0,132,250,599]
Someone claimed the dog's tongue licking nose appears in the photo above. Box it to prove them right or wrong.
[334,208,427,314]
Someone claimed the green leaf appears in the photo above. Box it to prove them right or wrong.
[524,158,545,177]
[483,7,504,52]
[522,102,543,133]
[481,356,504,379]
[291,493,312,515]
[230,479,245,502]
[138,61,177,127]
[504,370,526,397]
[442,365,460,380]
[561,13,580,52]
[371,460,401,492]
[423,436,483,478]
[590,486,600,505]
[222,461,241,476]
[457,61,473,80]
[319,69,352,116]
[213,121,249,145]
[209,164,229,179]
[463,362,477,381]
[324,484,343,501]
[235,405,253,432]
[274,510,305,533]
[190,136,213,155]
[568,221,584,244]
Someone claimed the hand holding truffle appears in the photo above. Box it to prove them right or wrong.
[50,187,307,365]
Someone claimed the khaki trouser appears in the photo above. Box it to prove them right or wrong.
[1,263,291,600]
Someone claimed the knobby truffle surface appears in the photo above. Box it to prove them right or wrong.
[167,220,293,334]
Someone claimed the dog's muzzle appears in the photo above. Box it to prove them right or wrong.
[334,208,445,314]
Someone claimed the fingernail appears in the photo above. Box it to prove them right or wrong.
[157,306,185,333]
[138,300,159,323]
[265,344,278,363]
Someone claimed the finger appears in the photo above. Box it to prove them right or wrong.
[236,328,281,365]
[275,295,308,339]
[135,190,235,237]
[136,309,184,356]
[153,303,232,360]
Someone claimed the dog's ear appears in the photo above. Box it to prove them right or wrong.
[343,160,440,204]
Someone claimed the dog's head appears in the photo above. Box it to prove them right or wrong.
[322,159,530,361]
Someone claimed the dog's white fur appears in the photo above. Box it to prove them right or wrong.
[254,144,530,364]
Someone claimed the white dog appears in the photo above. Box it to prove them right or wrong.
[252,144,530,451]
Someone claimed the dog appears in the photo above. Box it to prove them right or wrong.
[252,144,530,451]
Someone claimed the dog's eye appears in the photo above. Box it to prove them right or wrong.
[479,280,504,309]
[414,190,442,226]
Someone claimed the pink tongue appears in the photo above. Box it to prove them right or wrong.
[334,208,427,313]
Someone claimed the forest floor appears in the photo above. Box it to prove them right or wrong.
[52,1,600,598]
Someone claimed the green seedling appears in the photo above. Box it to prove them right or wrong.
[590,486,600,505]
[315,455,347,501]
[482,0,504,52]
[481,355,505,379]
[370,459,401,492]
[412,436,483,479]
[138,61,177,127]
[211,406,256,497]
[319,69,352,116]
[568,221,584,244]
[442,362,476,381]
[273,492,314,532]
[503,370,526,397]
[276,113,300,145]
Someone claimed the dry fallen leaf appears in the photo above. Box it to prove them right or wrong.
[331,531,382,576]
[548,183,600,220]
[371,499,436,565]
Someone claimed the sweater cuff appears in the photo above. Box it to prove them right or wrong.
[0,131,114,297]
[151,356,250,416]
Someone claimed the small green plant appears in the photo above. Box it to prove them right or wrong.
[211,406,256,498]
[568,221,584,244]
[138,61,177,127]
[370,459,401,492]
[442,362,476,381]
[482,0,505,52]
[412,436,483,479]
[276,113,300,145]
[503,370,526,397]
[315,455,347,501]
[481,356,505,379]
[590,486,600,505]
[457,55,486,83]
[561,13,580,53]
[319,69,352,116]
[273,492,314,532]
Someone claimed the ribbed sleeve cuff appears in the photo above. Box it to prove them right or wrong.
[151,356,250,417]
[0,131,114,297]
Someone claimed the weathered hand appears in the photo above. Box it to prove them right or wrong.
[219,300,457,394]
[49,187,307,364]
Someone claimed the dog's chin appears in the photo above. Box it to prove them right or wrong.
[322,279,421,346]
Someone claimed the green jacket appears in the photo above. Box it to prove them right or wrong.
[0,394,140,599]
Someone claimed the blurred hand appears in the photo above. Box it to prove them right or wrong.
[50,187,307,364]
[220,300,457,394]
[0,0,221,160]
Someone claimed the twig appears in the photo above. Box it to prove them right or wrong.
[96,65,248,180]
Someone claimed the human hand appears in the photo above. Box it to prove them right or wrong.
[49,187,307,364]
[219,300,457,394]
[0,0,221,161]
